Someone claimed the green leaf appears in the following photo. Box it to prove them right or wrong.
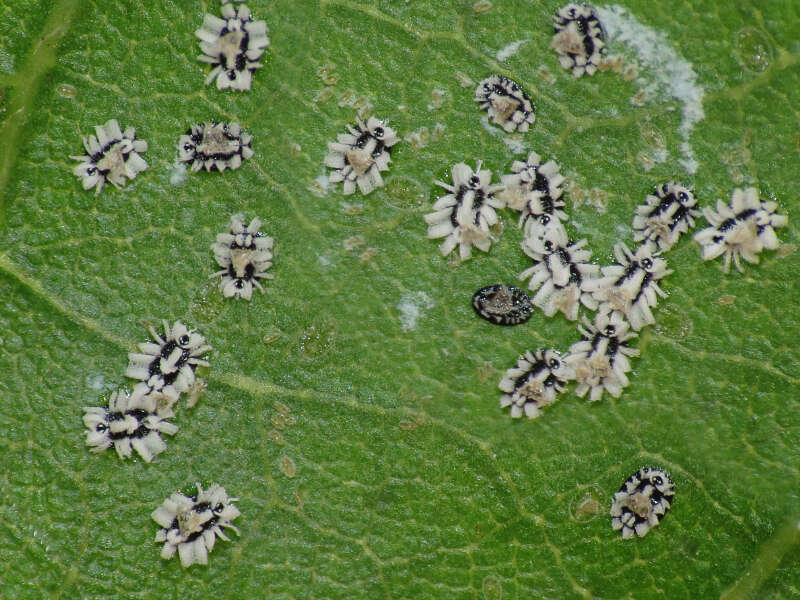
[1,0,798,598]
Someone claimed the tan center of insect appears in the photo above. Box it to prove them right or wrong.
[96,142,128,181]
[491,96,521,123]
[624,492,652,519]
[575,353,611,384]
[551,23,586,56]
[485,286,514,313]
[201,125,240,155]
[644,218,673,243]
[217,30,246,69]
[459,223,490,245]
[517,378,547,404]
[727,220,759,250]
[177,508,206,538]
[551,285,581,314]
[345,149,374,176]
[230,248,256,278]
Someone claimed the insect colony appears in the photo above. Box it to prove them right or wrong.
[71,0,789,564]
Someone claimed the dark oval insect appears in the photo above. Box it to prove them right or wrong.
[472,284,533,326]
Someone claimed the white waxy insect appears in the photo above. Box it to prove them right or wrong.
[633,182,700,251]
[499,349,572,418]
[211,214,274,300]
[518,226,599,321]
[324,117,399,195]
[424,161,505,260]
[611,467,675,538]
[83,389,178,462]
[693,187,788,273]
[196,3,269,91]
[551,3,606,77]
[565,308,639,401]
[499,152,566,222]
[152,483,241,568]
[126,321,212,403]
[178,122,254,172]
[71,119,148,195]
[583,242,672,331]
[474,75,536,133]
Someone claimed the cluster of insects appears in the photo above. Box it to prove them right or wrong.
[70,0,278,568]
[83,321,212,464]
[64,0,792,564]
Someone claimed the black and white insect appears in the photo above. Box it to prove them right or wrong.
[472,284,532,326]
[474,75,536,133]
[584,242,672,331]
[693,187,788,273]
[178,122,254,172]
[551,3,606,77]
[126,321,212,403]
[196,2,269,91]
[610,467,675,538]
[633,182,700,251]
[324,117,399,195]
[518,227,599,321]
[211,214,274,300]
[499,349,572,418]
[500,152,567,224]
[152,483,241,568]
[71,119,148,195]
[424,161,505,260]
[83,389,178,462]
[565,308,639,401]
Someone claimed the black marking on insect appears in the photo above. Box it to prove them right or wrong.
[472,284,533,326]
[610,467,675,538]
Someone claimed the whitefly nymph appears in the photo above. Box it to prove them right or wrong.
[83,389,178,463]
[178,122,253,172]
[196,2,269,91]
[475,75,536,133]
[565,308,639,401]
[693,187,788,273]
[500,152,566,223]
[424,161,505,261]
[584,242,673,331]
[152,483,241,568]
[552,3,606,77]
[472,284,532,326]
[212,214,274,300]
[71,119,148,195]
[633,182,700,251]
[325,117,399,195]
[611,467,675,538]
[126,321,212,403]
[519,226,599,321]
[499,349,572,419]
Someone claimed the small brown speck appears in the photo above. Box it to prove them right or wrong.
[280,455,296,478]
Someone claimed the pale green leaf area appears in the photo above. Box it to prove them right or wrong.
[0,0,798,598]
